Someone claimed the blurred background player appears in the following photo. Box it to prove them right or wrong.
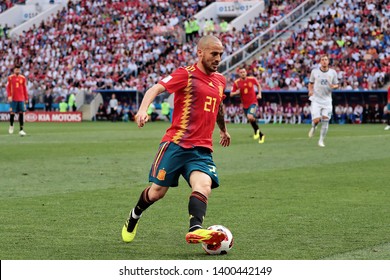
[109,93,118,122]
[308,54,339,147]
[7,64,28,136]
[230,67,265,143]
[385,86,390,131]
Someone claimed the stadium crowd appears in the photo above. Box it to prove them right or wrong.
[0,0,389,112]
[0,0,16,14]
[236,0,390,91]
[0,0,333,103]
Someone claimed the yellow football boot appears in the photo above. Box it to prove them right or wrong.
[185,228,226,245]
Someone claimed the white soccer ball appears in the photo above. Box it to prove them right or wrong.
[202,225,234,255]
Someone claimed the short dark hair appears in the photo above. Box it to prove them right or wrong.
[320,54,329,59]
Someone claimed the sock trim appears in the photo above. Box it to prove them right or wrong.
[190,191,208,205]
[131,209,141,219]
[189,225,202,232]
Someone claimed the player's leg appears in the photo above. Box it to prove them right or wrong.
[188,171,211,233]
[122,141,181,242]
[185,171,226,245]
[385,104,390,130]
[9,102,16,134]
[246,105,265,142]
[17,102,27,136]
[122,183,168,242]
[318,106,332,147]
[309,102,321,138]
[183,152,226,245]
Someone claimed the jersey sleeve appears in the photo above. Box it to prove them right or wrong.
[309,70,315,84]
[332,70,339,85]
[158,67,188,94]
[251,77,260,90]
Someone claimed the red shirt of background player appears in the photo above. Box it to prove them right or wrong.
[7,73,28,102]
[231,76,259,109]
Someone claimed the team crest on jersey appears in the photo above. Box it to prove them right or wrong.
[157,169,166,180]
[209,81,214,87]
[218,86,223,97]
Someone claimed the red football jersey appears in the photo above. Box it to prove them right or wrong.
[232,77,259,109]
[159,64,226,151]
[7,74,28,102]
[387,86,390,103]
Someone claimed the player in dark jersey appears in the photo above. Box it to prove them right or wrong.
[7,64,28,136]
[231,68,265,143]
[122,35,231,246]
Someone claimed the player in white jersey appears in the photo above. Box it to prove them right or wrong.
[308,54,339,147]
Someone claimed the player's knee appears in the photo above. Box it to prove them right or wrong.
[191,181,212,197]
[247,115,255,122]
[148,184,168,201]
[193,185,211,198]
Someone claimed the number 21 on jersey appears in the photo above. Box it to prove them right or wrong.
[204,96,217,113]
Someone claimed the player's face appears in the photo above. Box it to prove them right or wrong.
[320,56,329,69]
[200,42,224,74]
[14,68,20,75]
[239,69,247,79]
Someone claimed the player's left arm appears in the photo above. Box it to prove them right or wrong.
[330,75,339,89]
[23,76,28,103]
[330,72,339,89]
[254,77,262,99]
[217,103,231,147]
[6,77,12,102]
[331,83,339,89]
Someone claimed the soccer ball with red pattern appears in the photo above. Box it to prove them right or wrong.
[202,225,234,255]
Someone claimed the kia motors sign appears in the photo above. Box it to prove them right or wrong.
[0,112,82,122]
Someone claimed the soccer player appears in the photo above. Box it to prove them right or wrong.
[7,64,28,136]
[385,86,390,131]
[121,35,231,246]
[109,93,118,122]
[230,67,265,143]
[308,54,339,147]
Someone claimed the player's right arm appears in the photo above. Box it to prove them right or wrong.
[308,82,314,96]
[136,83,166,128]
[6,76,12,102]
[22,76,28,102]
[308,71,315,97]
[254,77,262,99]
[230,80,240,96]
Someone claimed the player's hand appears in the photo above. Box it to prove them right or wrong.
[7,96,12,103]
[308,91,313,96]
[135,111,148,128]
[330,84,338,89]
[257,93,262,99]
[219,130,231,147]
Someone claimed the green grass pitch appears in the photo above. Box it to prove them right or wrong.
[0,121,389,260]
